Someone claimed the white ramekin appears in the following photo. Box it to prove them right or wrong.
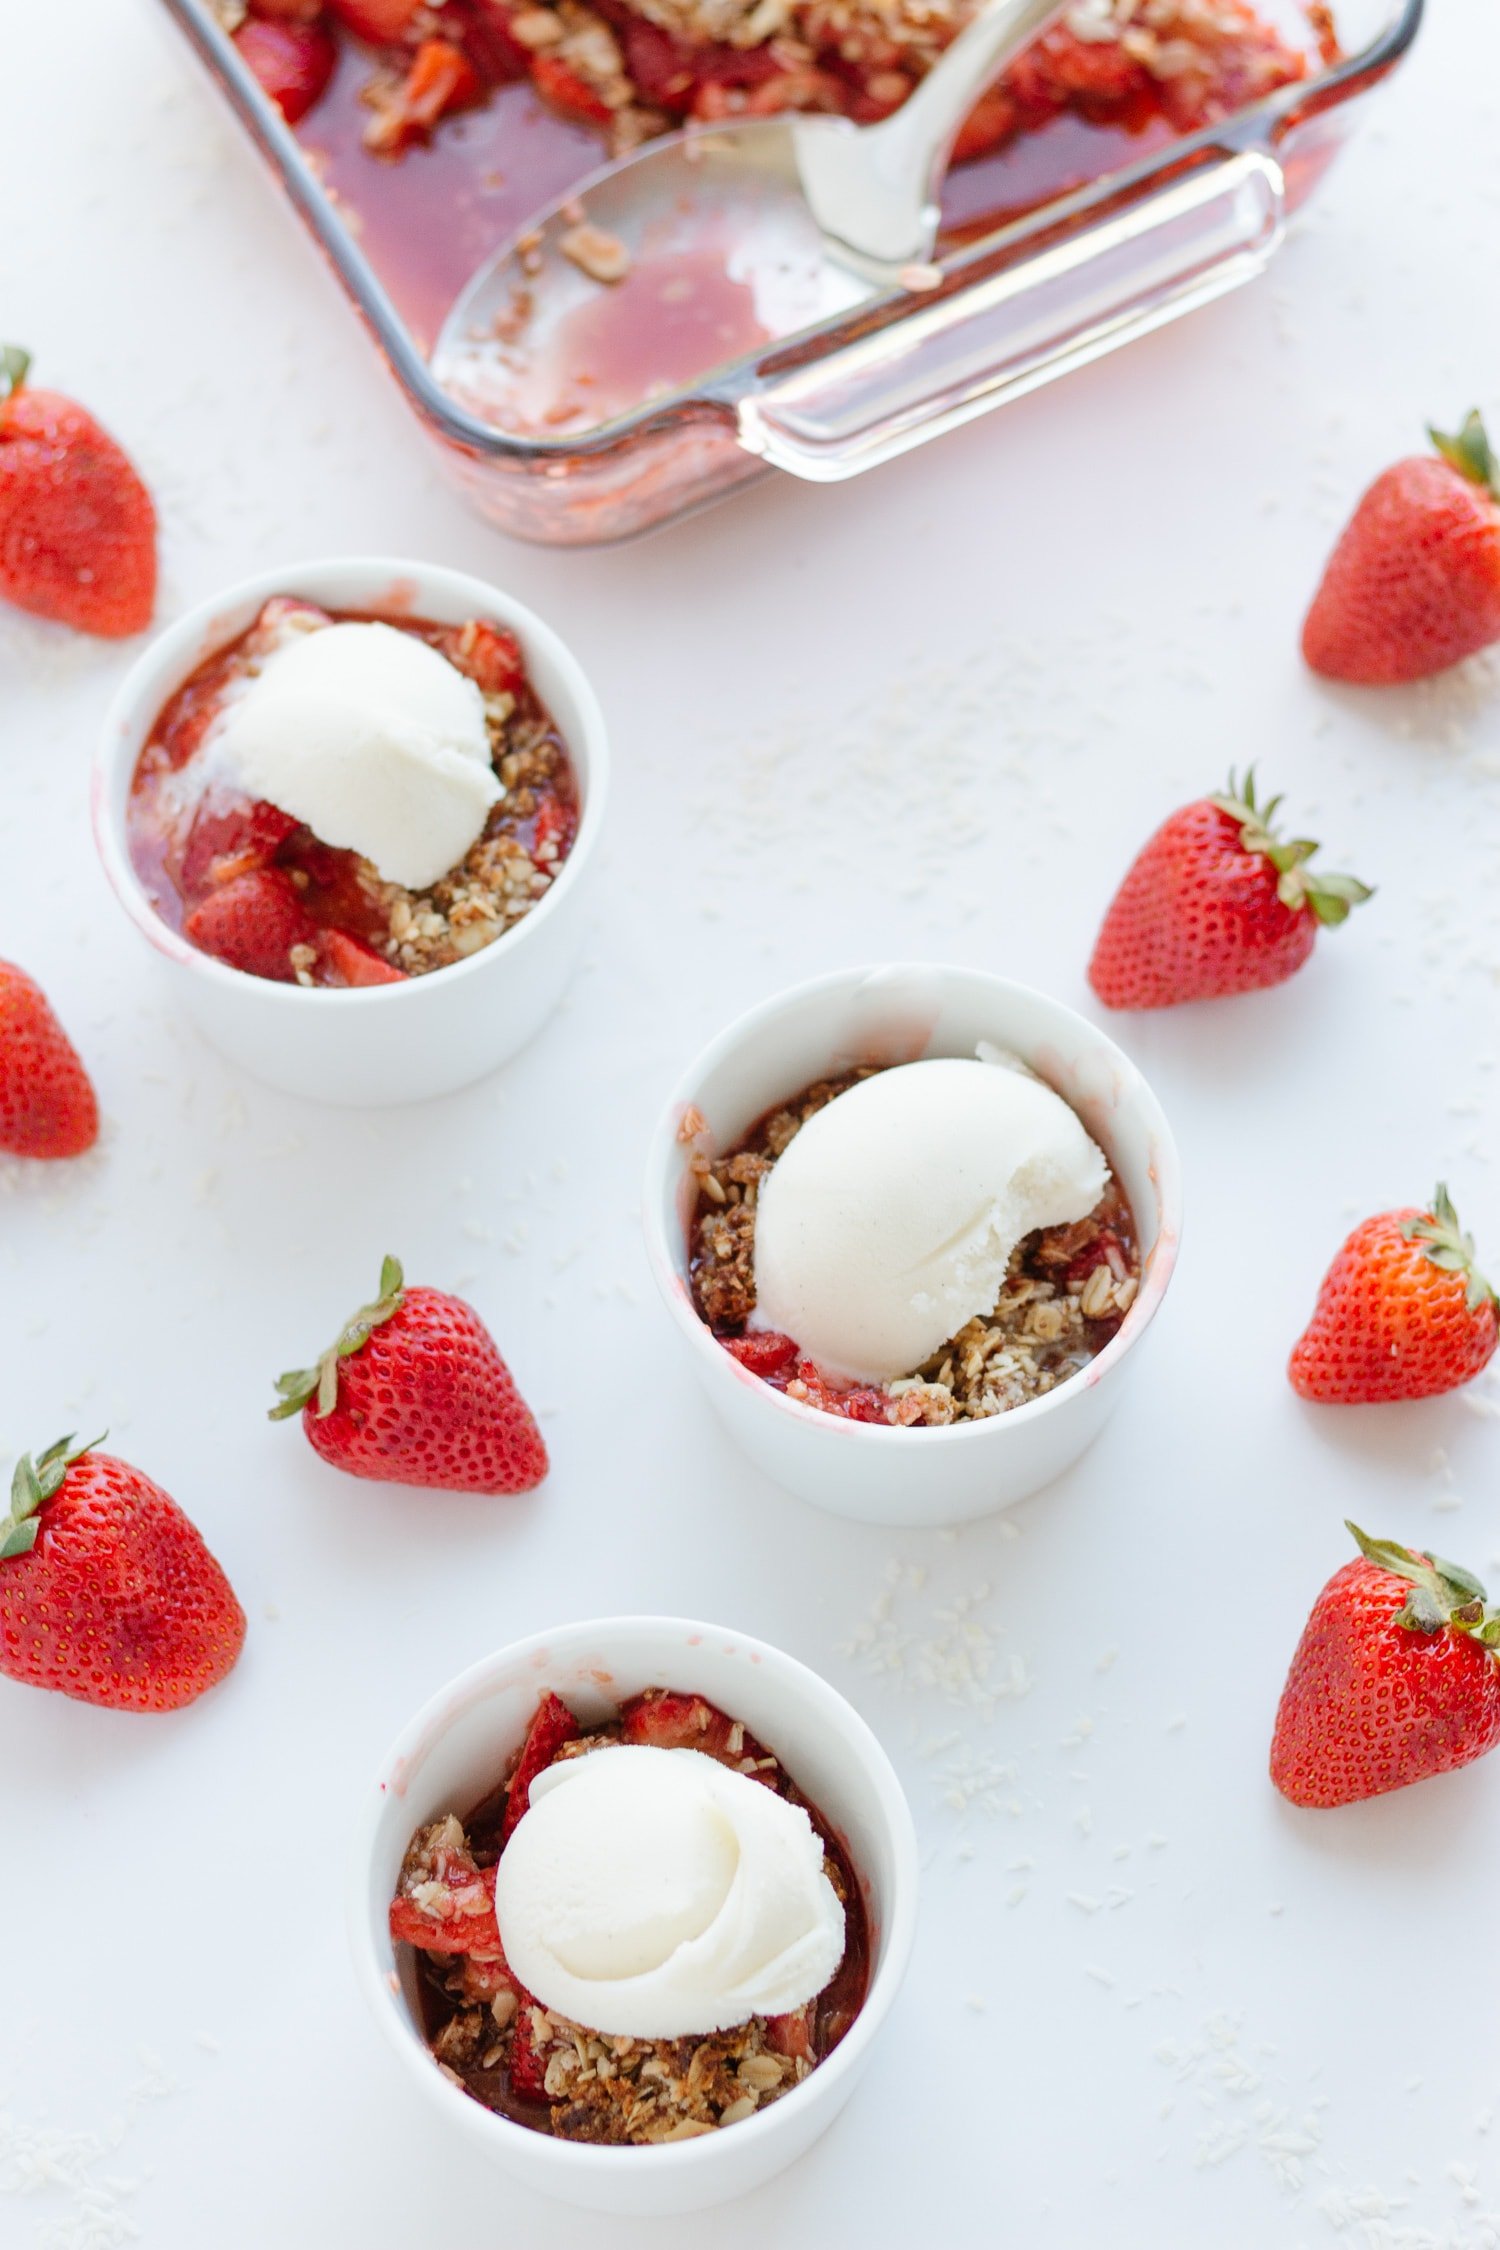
[349,1617,918,2217]
[93,558,608,1106]
[643,963,1183,1527]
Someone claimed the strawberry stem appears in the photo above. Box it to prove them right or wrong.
[1208,768,1373,928]
[1429,411,1500,503]
[0,1434,104,1562]
[269,1255,406,1423]
[1347,1522,1500,1650]
[1402,1184,1497,1314]
[0,346,30,403]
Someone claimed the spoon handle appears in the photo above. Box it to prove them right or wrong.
[796,0,1072,271]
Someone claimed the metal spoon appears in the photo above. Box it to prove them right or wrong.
[432,0,1068,436]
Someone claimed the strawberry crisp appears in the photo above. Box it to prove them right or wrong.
[391,1686,869,2142]
[225,0,1327,175]
[688,1066,1142,1425]
[127,597,578,988]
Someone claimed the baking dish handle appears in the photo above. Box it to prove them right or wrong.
[736,146,1285,482]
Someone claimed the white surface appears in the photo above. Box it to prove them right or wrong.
[5,1,1500,2242]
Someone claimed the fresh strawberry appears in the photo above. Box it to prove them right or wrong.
[1087,768,1371,1009]
[233,14,337,120]
[327,0,424,39]
[530,51,615,124]
[1270,1525,1500,1807]
[723,1330,799,1378]
[180,796,300,895]
[270,1255,548,1494]
[318,928,408,987]
[1289,1184,1498,1404]
[184,866,318,981]
[0,962,99,1160]
[1303,412,1500,685]
[0,1437,245,1712]
[500,1690,581,1842]
[389,1816,504,1957]
[0,349,156,639]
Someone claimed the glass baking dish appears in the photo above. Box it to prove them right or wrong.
[160,0,1422,545]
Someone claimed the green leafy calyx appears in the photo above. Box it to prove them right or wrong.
[1429,411,1500,503]
[1347,1522,1500,1650]
[1402,1183,1497,1314]
[270,1255,405,1423]
[0,346,31,404]
[1209,768,1373,928]
[1205,765,1376,922]
[0,1434,103,1563]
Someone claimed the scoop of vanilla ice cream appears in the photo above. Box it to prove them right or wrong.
[213,621,501,890]
[493,1746,846,2040]
[752,1056,1109,1383]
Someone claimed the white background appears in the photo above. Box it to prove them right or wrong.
[5,3,1500,2244]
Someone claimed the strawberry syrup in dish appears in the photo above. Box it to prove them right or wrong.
[270,1,1331,358]
[126,598,579,987]
[391,1686,872,2141]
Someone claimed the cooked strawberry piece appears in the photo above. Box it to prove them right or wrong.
[390,1815,504,1957]
[233,16,336,121]
[509,2005,550,2100]
[318,928,408,987]
[180,797,299,896]
[530,51,615,124]
[617,18,694,110]
[439,619,526,697]
[765,2004,815,2064]
[620,1689,775,1779]
[723,1331,799,1378]
[248,0,327,19]
[500,1690,581,1843]
[1064,1231,1124,1290]
[530,795,573,858]
[366,37,481,150]
[184,867,317,982]
[789,1361,891,1423]
[328,0,425,39]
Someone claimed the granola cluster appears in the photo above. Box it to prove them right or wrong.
[429,1984,810,2144]
[687,1068,1142,1423]
[362,709,572,978]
